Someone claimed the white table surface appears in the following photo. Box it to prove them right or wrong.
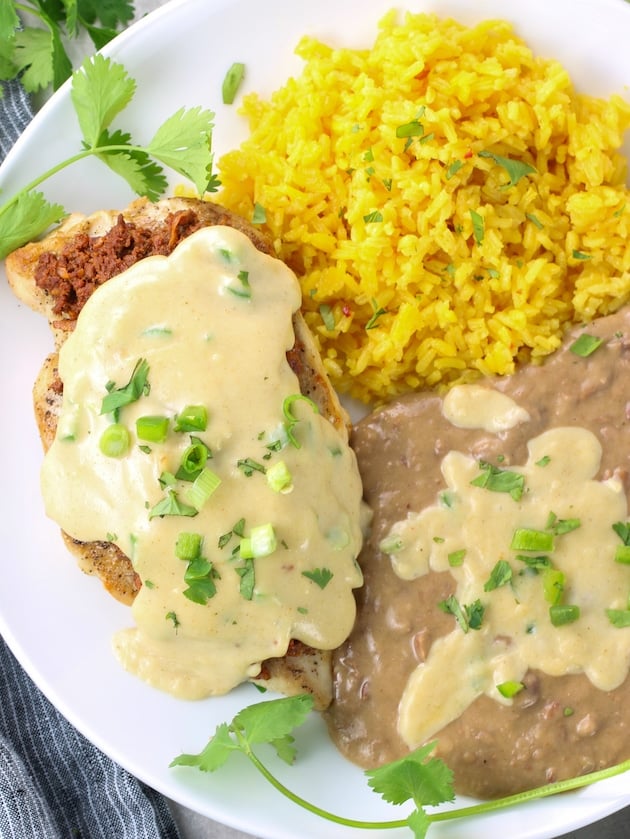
[45,1,630,836]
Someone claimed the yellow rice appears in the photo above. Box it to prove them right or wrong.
[216,10,630,405]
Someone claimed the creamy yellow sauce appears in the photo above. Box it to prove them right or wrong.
[380,384,630,748]
[41,226,364,699]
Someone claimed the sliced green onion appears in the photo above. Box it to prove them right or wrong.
[379,534,404,554]
[447,549,466,567]
[570,334,603,357]
[606,608,630,628]
[240,523,277,559]
[549,604,580,626]
[543,567,565,605]
[326,527,349,550]
[228,270,251,299]
[497,680,524,698]
[185,467,222,510]
[222,61,245,105]
[615,545,630,565]
[319,303,335,331]
[511,528,554,552]
[177,440,210,479]
[142,326,172,337]
[99,423,130,457]
[136,415,170,443]
[282,393,319,448]
[175,532,202,561]
[174,405,208,432]
[515,554,551,572]
[266,460,293,493]
[57,404,80,441]
[252,202,266,224]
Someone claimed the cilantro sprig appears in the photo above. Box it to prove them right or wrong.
[0,0,135,96]
[0,54,219,259]
[171,694,630,838]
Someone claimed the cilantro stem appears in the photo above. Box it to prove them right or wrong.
[0,144,155,213]
[429,759,630,824]
[236,732,406,831]
[237,725,630,834]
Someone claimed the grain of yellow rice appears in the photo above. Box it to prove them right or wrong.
[216,11,630,404]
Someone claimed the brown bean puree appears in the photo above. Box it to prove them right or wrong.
[328,306,630,798]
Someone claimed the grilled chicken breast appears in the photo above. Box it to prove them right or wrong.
[6,196,354,708]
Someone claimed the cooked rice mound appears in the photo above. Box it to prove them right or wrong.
[217,11,630,404]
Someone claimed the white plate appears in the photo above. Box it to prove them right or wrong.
[2,0,630,837]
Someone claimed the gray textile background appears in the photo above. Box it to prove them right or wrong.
[0,80,32,161]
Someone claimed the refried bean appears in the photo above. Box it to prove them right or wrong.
[327,306,630,798]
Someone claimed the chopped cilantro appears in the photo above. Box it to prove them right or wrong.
[302,568,334,589]
[478,150,537,187]
[484,559,513,592]
[100,358,150,420]
[365,298,387,330]
[470,461,525,501]
[470,209,484,245]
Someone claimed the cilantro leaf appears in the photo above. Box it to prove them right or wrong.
[479,149,537,187]
[406,808,432,839]
[233,695,314,745]
[96,129,168,200]
[63,0,80,37]
[71,54,136,147]
[0,53,215,260]
[183,556,218,604]
[0,191,65,259]
[77,0,135,30]
[146,106,215,195]
[366,742,455,808]
[0,1,20,37]
[12,27,55,93]
[170,723,238,772]
[269,734,299,766]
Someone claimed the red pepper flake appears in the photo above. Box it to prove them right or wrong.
[464,149,473,159]
[342,303,353,317]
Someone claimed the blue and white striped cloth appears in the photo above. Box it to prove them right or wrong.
[0,78,180,839]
